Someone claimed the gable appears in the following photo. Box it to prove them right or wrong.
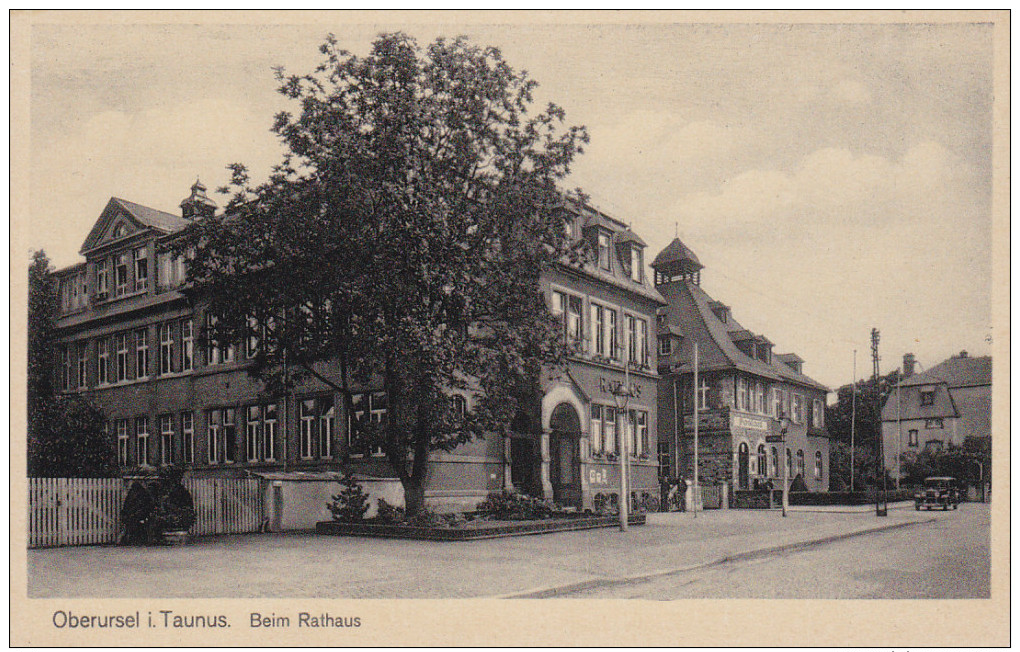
[79,199,149,253]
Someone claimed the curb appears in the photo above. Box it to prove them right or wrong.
[500,516,936,599]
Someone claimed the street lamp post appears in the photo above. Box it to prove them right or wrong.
[780,415,790,517]
[611,378,632,532]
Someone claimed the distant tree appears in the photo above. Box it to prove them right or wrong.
[901,441,986,488]
[825,368,903,448]
[827,440,878,491]
[27,250,115,477]
[28,250,55,414]
[181,33,589,515]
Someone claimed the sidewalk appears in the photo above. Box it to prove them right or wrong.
[28,508,936,599]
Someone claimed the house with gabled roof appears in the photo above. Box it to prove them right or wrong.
[48,181,663,518]
[881,351,992,479]
[652,237,830,505]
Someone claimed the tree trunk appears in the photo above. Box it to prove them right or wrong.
[403,478,427,517]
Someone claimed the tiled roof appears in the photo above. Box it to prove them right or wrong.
[903,354,992,388]
[113,198,192,233]
[651,237,702,269]
[670,280,829,392]
[881,381,959,421]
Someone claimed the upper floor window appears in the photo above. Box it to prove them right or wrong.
[924,418,944,430]
[551,290,583,345]
[116,332,130,382]
[629,246,643,283]
[159,322,175,375]
[812,399,824,428]
[908,429,919,446]
[737,377,749,412]
[791,393,804,423]
[625,314,648,367]
[114,254,129,297]
[133,247,148,293]
[182,319,194,371]
[97,339,109,385]
[597,232,611,271]
[658,336,672,356]
[920,389,935,406]
[95,259,109,299]
[75,342,87,388]
[590,303,604,356]
[135,328,149,378]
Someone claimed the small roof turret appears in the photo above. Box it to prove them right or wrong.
[652,237,703,286]
[180,178,217,219]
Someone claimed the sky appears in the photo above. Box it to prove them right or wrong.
[25,17,997,391]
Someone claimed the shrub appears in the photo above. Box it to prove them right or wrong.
[375,498,405,524]
[328,472,371,523]
[119,466,195,545]
[476,490,559,520]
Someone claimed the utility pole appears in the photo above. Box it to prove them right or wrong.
[871,328,887,517]
[693,341,699,519]
[850,349,856,493]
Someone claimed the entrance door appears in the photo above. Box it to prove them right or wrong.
[738,442,750,490]
[510,438,536,495]
[549,403,582,508]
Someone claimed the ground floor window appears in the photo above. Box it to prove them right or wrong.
[908,429,918,447]
[796,449,805,477]
[160,414,174,465]
[758,444,767,476]
[264,404,277,461]
[181,411,194,464]
[814,451,823,480]
[117,419,129,466]
[247,406,261,462]
[771,446,779,476]
[135,417,150,467]
[349,392,387,457]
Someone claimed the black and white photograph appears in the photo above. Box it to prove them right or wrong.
[11,10,1009,647]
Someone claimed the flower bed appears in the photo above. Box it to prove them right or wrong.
[316,513,646,541]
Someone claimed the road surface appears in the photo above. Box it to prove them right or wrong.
[564,502,990,599]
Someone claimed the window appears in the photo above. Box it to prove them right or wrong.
[300,399,317,459]
[630,246,643,283]
[604,406,618,454]
[181,411,194,464]
[157,251,185,291]
[133,247,148,292]
[136,417,150,467]
[319,396,335,459]
[597,232,611,270]
[451,394,467,419]
[924,439,944,453]
[134,329,149,378]
[631,410,648,456]
[758,445,767,477]
[348,392,388,457]
[58,345,70,391]
[589,405,603,454]
[246,405,261,462]
[755,382,766,414]
[771,447,779,476]
[658,442,671,479]
[622,315,649,366]
[771,387,782,417]
[181,319,194,371]
[96,259,109,298]
[116,333,129,382]
[696,378,711,411]
[659,337,672,356]
[76,342,87,388]
[160,415,174,465]
[785,448,792,476]
[908,429,918,447]
[814,451,823,480]
[605,308,618,360]
[263,404,278,461]
[566,295,582,344]
[920,389,935,406]
[117,419,129,466]
[638,317,648,366]
[924,418,944,430]
[813,399,824,428]
[792,394,804,423]
[737,377,749,412]
[208,410,222,464]
[114,253,129,296]
[590,303,604,356]
[246,316,260,359]
[796,449,805,477]
[159,323,175,375]
[97,339,109,385]
[222,408,236,463]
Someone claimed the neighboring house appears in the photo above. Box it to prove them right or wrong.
[881,351,992,479]
[49,182,662,513]
[652,238,830,504]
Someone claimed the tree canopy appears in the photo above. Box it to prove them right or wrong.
[27,250,115,477]
[181,33,589,513]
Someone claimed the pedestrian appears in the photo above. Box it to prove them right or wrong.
[677,475,688,512]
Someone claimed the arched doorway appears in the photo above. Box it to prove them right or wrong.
[738,442,750,490]
[549,402,582,508]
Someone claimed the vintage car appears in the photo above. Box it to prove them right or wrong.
[915,476,961,511]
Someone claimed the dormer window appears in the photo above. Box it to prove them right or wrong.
[133,246,148,292]
[597,232,611,271]
[920,388,935,406]
[114,254,129,297]
[630,245,643,283]
[95,259,109,299]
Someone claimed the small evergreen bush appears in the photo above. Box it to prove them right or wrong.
[328,472,371,523]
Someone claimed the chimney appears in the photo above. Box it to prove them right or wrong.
[903,353,916,378]
[959,350,968,358]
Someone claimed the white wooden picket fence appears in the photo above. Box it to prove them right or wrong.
[28,477,266,548]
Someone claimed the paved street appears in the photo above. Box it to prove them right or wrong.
[26,505,957,599]
[564,502,990,599]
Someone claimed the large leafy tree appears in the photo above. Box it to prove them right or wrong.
[182,33,589,514]
[27,250,115,477]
